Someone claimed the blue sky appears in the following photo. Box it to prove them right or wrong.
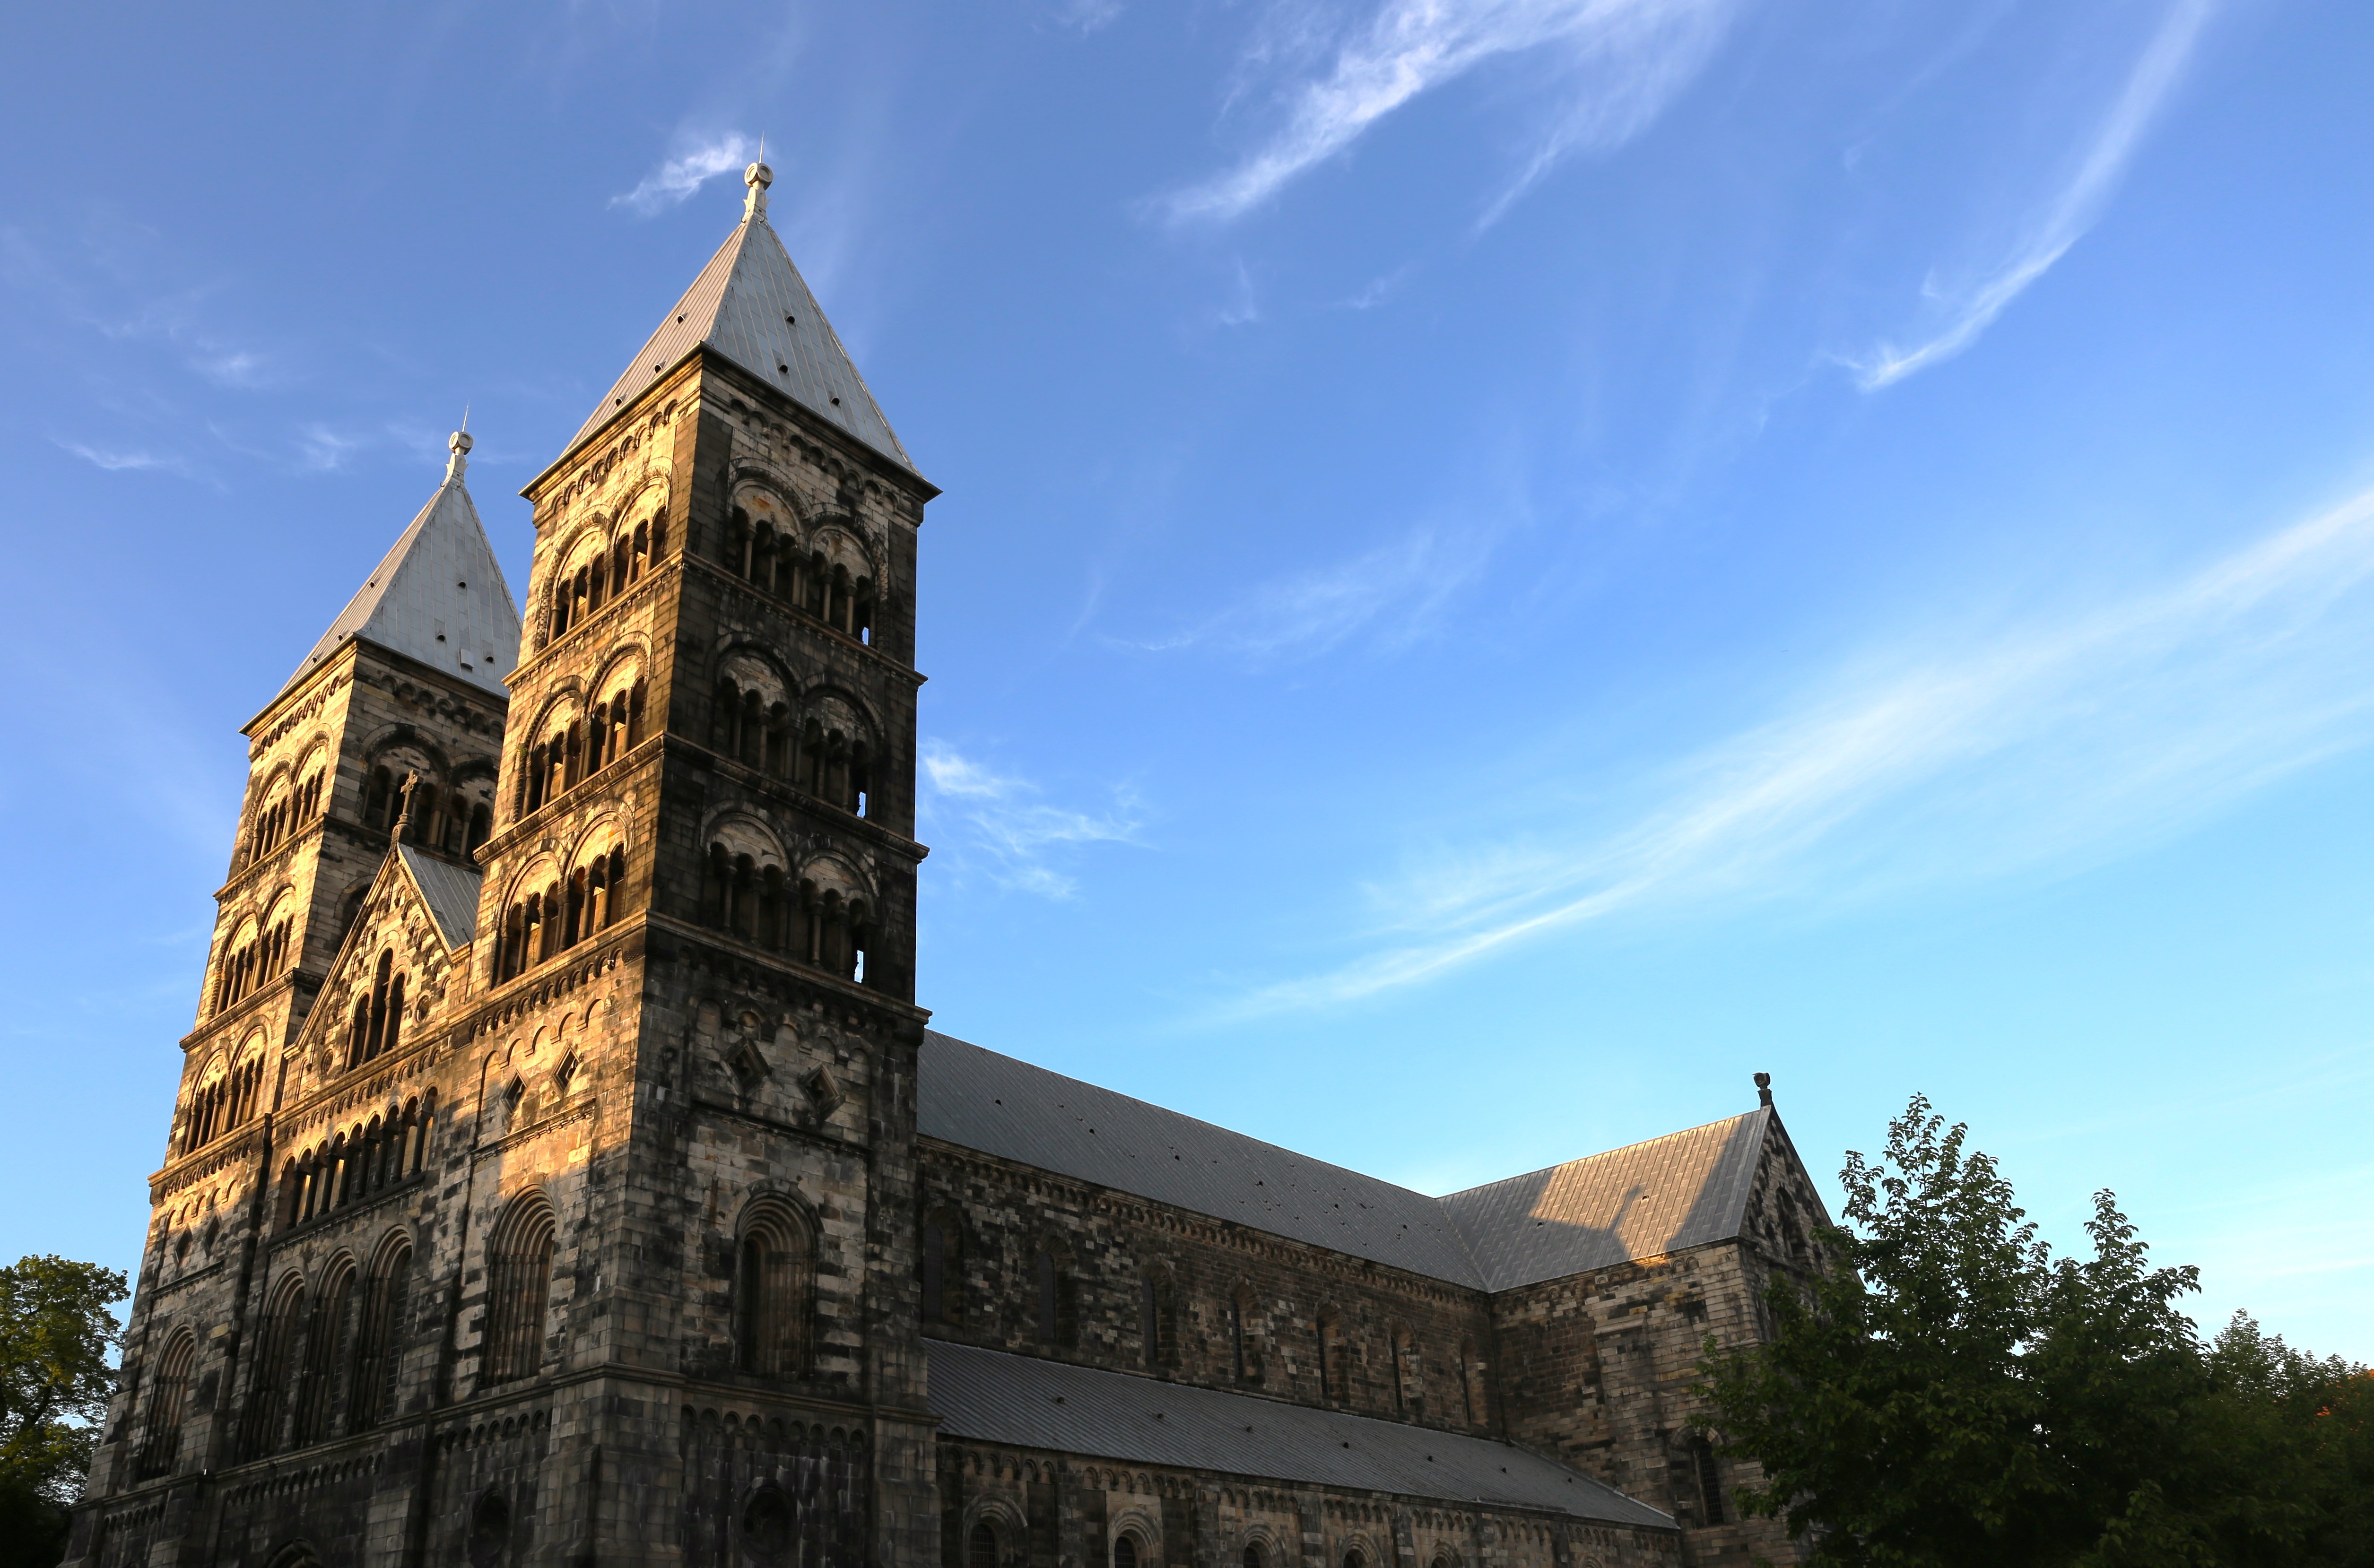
[3,0,2371,1357]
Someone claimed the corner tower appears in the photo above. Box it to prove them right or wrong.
[466,156,940,1562]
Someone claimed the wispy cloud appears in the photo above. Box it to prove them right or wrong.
[1234,478,2374,1013]
[1049,0,1124,33]
[53,437,171,473]
[1337,262,1417,309]
[922,744,1141,898]
[1850,0,2215,390]
[612,134,756,217]
[1135,525,1486,662]
[1158,0,1737,225]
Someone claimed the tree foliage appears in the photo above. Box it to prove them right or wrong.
[0,1255,126,1568]
[1697,1096,2372,1568]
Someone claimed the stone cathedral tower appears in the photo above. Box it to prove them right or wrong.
[77,159,1826,1568]
[73,160,944,1568]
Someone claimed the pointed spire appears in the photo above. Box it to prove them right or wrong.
[279,432,523,701]
[563,172,917,475]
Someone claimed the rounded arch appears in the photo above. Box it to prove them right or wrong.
[466,1487,512,1567]
[739,1479,796,1565]
[132,1326,198,1480]
[351,1226,417,1432]
[790,853,877,983]
[263,1542,325,1568]
[733,1193,817,1378]
[712,646,795,776]
[797,687,878,817]
[700,813,794,951]
[493,852,570,983]
[920,1204,966,1326]
[482,1190,557,1386]
[242,1270,309,1458]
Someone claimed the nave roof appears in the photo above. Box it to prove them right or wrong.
[918,1032,1780,1291]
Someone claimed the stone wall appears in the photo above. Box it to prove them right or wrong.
[916,1141,1499,1436]
[938,1442,1682,1568]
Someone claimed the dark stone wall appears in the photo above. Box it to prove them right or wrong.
[916,1141,1500,1436]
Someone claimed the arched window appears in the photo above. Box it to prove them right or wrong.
[1391,1326,1417,1414]
[133,1330,196,1480]
[1140,1277,1160,1367]
[468,1490,512,1568]
[483,1196,557,1385]
[350,1238,413,1431]
[1243,1547,1264,1568]
[920,1213,962,1325]
[242,1274,306,1458]
[363,766,398,832]
[348,951,406,1069]
[1317,1311,1344,1401]
[742,1484,795,1566]
[794,876,870,984]
[1228,1291,1251,1383]
[735,1199,814,1378]
[968,1522,1000,1568]
[1113,1535,1139,1568]
[798,696,875,818]
[1691,1436,1726,1525]
[292,1258,356,1445]
[1035,1247,1060,1345]
[1343,1552,1365,1568]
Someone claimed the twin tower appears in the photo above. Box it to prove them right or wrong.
[76,163,945,1566]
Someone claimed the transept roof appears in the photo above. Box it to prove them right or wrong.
[283,433,521,701]
[918,1032,1789,1291]
[566,162,916,475]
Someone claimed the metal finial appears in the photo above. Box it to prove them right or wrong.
[744,157,773,222]
[446,428,472,482]
[1754,1071,1774,1109]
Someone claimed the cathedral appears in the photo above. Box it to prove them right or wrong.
[69,163,1833,1568]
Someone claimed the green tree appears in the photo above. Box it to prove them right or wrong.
[0,1255,126,1568]
[1697,1096,2369,1568]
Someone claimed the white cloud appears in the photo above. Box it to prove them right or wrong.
[1234,477,2374,1013]
[922,744,1141,898]
[612,134,757,217]
[53,438,167,473]
[1137,525,1485,662]
[1159,0,1738,225]
[1850,0,2216,390]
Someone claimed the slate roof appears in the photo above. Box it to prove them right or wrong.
[1438,1112,1770,1291]
[926,1342,1673,1529]
[396,845,481,950]
[917,1033,1778,1291]
[567,197,916,475]
[920,1033,1488,1286]
[284,451,521,701]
